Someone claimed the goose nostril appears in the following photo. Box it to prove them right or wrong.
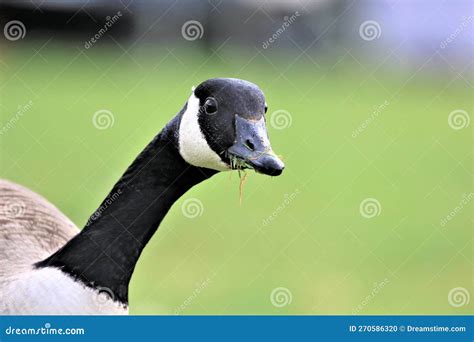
[245,139,255,151]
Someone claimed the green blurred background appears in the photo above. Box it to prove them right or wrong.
[0,0,472,315]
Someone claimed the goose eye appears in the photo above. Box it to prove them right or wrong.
[204,98,218,114]
[264,105,268,113]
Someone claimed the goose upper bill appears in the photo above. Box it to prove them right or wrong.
[0,78,284,315]
[225,115,284,176]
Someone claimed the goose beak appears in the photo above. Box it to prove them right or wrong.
[227,115,285,176]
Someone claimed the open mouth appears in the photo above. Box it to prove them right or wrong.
[225,150,284,176]
[227,152,255,170]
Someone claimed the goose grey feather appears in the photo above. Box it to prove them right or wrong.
[0,179,78,279]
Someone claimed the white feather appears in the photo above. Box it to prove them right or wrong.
[1,267,128,315]
[178,93,229,171]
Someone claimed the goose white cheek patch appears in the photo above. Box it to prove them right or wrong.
[178,93,229,171]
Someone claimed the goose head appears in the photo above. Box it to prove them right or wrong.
[178,78,285,176]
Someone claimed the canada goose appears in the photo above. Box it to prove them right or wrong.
[0,78,284,315]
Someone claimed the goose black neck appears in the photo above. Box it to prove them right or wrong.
[36,110,217,305]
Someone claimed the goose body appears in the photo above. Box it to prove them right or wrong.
[0,78,284,315]
[0,180,124,314]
